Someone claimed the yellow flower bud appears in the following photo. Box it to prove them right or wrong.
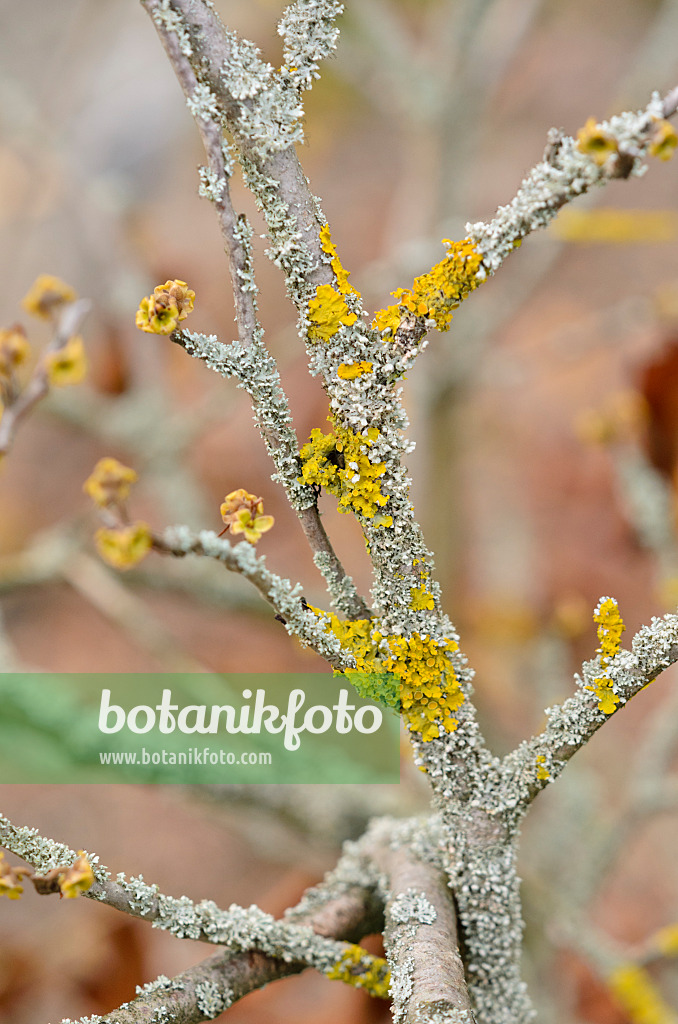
[649,118,678,161]
[0,325,31,376]
[44,335,87,386]
[220,489,274,544]
[95,522,152,569]
[57,852,94,899]
[576,117,618,167]
[84,458,138,507]
[22,275,77,319]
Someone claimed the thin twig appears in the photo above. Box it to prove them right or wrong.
[153,524,352,670]
[0,298,91,457]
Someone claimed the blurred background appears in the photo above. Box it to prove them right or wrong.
[1,0,678,1020]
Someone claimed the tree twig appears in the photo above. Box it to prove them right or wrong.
[0,298,91,457]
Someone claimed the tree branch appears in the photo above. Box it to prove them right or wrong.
[0,811,389,1024]
[378,844,475,1024]
[501,612,678,808]
[171,329,370,620]
[152,524,353,669]
[0,298,91,457]
[466,86,678,273]
[138,0,370,620]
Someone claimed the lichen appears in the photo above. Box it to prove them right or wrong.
[307,283,358,341]
[298,422,389,519]
[467,95,669,273]
[195,979,232,1018]
[277,1,344,91]
[587,596,626,714]
[319,222,359,296]
[372,238,485,336]
[327,943,391,998]
[379,632,464,740]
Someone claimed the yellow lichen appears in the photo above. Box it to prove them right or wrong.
[595,596,626,664]
[337,360,373,380]
[307,284,357,342]
[371,238,485,337]
[587,596,625,714]
[381,632,464,740]
[307,606,399,708]
[319,223,360,297]
[311,607,463,741]
[326,944,390,999]
[410,585,435,611]
[590,679,621,715]
[536,755,550,781]
[298,422,389,519]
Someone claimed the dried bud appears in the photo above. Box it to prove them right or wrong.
[136,280,195,335]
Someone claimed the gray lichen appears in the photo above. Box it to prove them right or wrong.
[278,0,344,90]
[195,979,232,1018]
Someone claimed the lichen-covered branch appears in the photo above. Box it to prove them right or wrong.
[0,811,390,1024]
[172,328,370,619]
[501,612,678,808]
[58,951,304,1024]
[140,0,335,302]
[152,523,353,669]
[466,87,678,273]
[378,842,475,1024]
[137,0,369,619]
